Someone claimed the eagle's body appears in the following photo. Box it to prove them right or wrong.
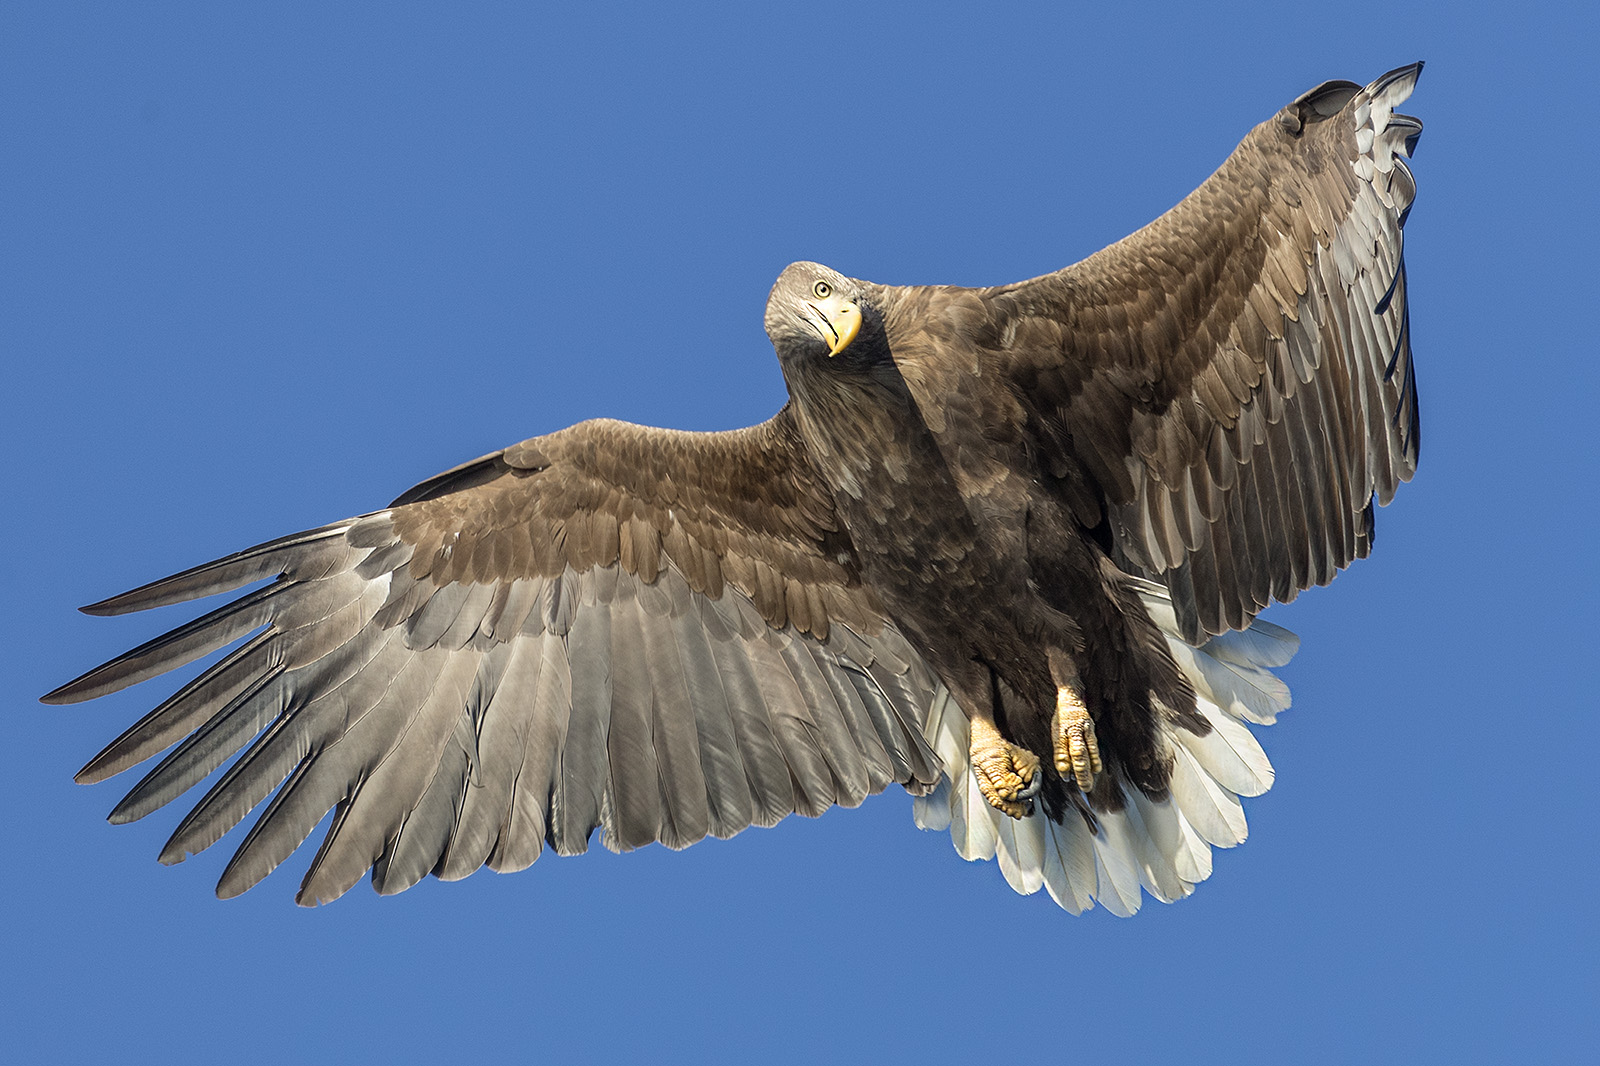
[780,282,1188,821]
[46,66,1425,914]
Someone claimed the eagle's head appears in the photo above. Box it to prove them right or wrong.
[764,262,882,368]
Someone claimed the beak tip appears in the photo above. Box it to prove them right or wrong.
[827,302,862,356]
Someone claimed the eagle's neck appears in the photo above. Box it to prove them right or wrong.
[783,350,919,504]
[784,342,997,597]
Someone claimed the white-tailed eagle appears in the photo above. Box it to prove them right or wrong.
[46,65,1424,914]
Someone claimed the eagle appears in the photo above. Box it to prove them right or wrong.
[45,65,1424,914]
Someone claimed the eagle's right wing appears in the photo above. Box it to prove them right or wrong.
[45,408,942,904]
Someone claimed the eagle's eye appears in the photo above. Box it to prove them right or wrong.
[812,281,832,299]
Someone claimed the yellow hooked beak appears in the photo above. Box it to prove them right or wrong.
[806,292,862,356]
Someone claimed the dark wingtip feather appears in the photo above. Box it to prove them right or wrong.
[80,590,154,617]
[1374,256,1404,315]
[75,522,359,618]
[43,583,285,705]
[42,663,127,705]
[1373,61,1425,94]
[40,680,84,705]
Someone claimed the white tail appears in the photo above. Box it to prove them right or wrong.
[912,578,1298,916]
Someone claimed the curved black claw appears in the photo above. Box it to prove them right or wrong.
[1015,769,1044,804]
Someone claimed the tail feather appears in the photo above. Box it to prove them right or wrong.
[995,811,1046,896]
[1183,698,1275,797]
[1128,784,1200,896]
[1169,742,1249,847]
[1041,815,1097,914]
[1089,812,1145,917]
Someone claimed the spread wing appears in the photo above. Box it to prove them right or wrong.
[993,64,1424,641]
[44,409,942,904]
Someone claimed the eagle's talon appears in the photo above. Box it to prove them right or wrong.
[969,716,1041,819]
[1053,686,1103,793]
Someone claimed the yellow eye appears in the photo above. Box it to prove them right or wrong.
[812,281,832,299]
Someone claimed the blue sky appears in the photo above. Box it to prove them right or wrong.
[3,3,1595,1064]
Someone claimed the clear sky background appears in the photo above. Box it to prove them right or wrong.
[3,3,1595,1064]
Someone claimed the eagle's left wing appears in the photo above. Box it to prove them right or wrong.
[989,64,1423,642]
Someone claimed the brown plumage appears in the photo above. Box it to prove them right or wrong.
[45,65,1424,913]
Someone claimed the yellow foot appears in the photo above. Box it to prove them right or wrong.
[1053,686,1103,793]
[969,716,1042,819]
